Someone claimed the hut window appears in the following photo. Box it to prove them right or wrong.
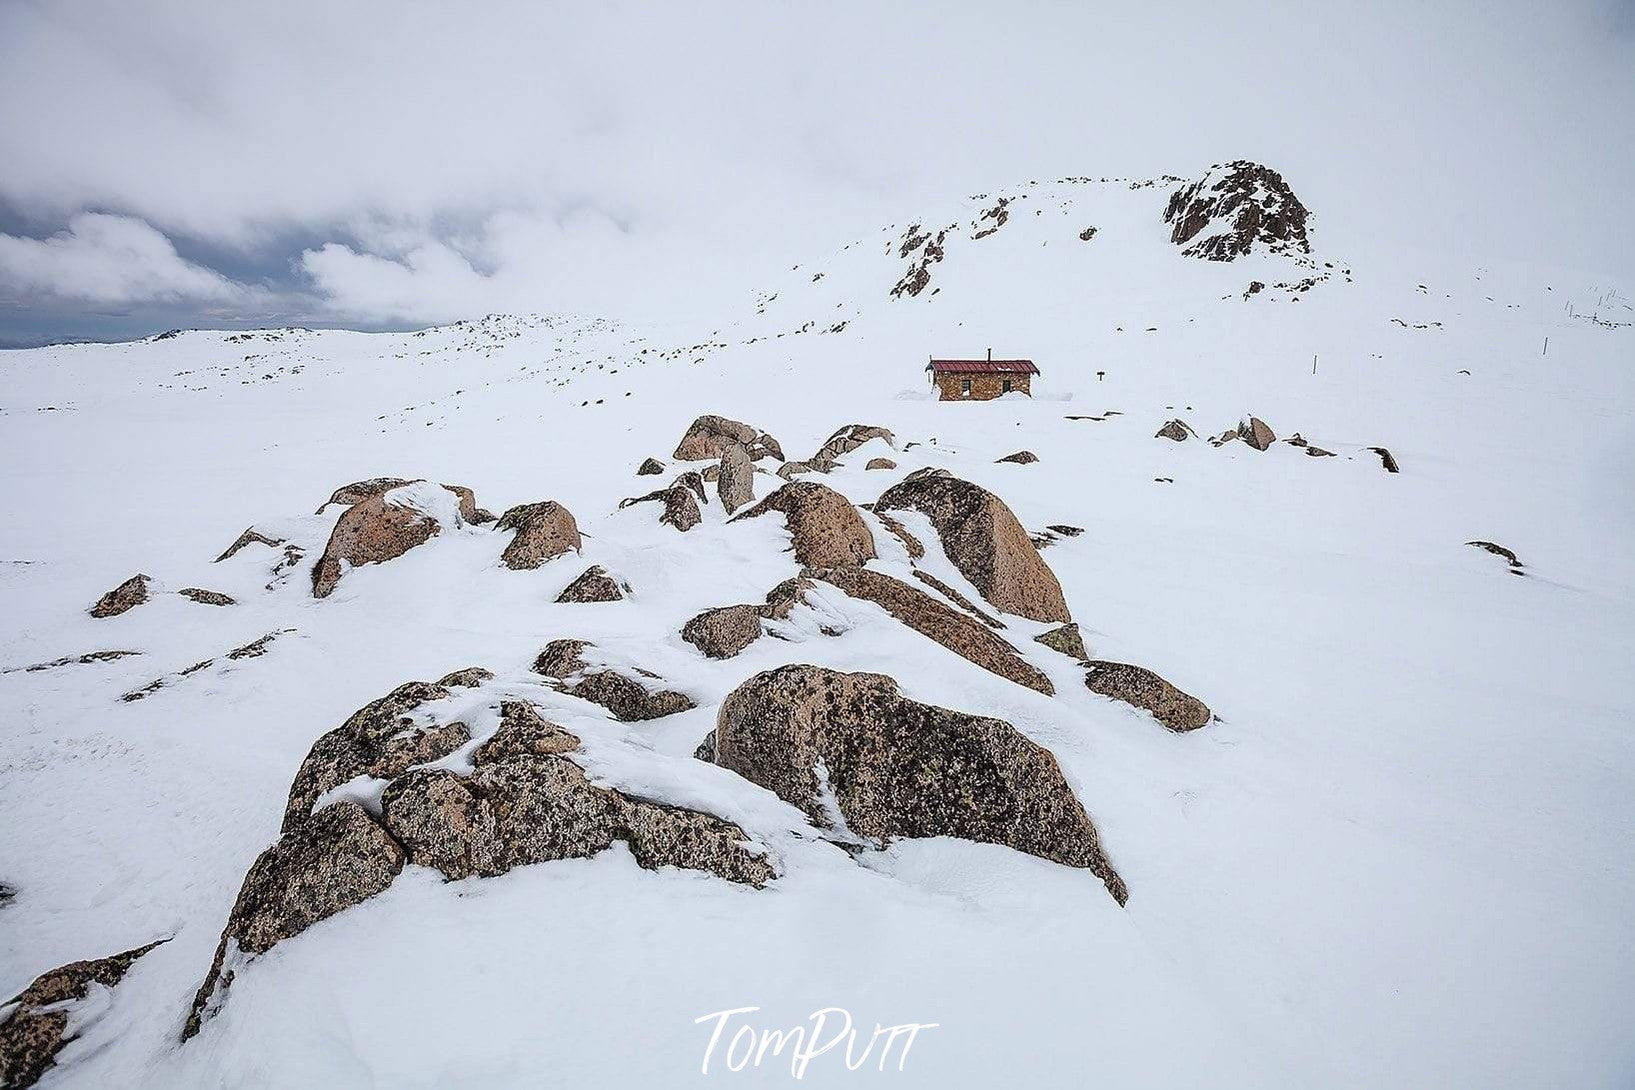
[1002,378,1012,393]
[961,378,972,397]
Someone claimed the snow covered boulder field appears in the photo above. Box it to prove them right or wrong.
[2,164,1633,1089]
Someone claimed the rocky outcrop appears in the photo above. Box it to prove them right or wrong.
[186,802,404,1038]
[215,527,284,562]
[1035,623,1088,661]
[622,482,702,531]
[178,587,235,606]
[682,604,766,659]
[637,457,665,475]
[673,415,782,462]
[706,666,1126,903]
[812,567,1053,693]
[281,681,466,832]
[910,569,1003,628]
[532,639,694,721]
[555,565,627,602]
[313,486,464,597]
[1164,161,1311,261]
[318,478,481,522]
[776,460,817,480]
[876,470,1070,623]
[436,666,493,688]
[1237,417,1276,450]
[1155,419,1195,441]
[996,450,1039,464]
[2,940,167,1089]
[733,482,876,568]
[473,701,580,763]
[717,442,755,514]
[382,755,772,887]
[90,574,151,618]
[809,424,895,470]
[866,457,897,471]
[317,477,414,512]
[496,501,582,570]
[1083,661,1211,732]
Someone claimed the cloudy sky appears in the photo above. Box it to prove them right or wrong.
[1,0,1631,345]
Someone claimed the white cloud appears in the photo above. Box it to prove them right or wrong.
[0,213,259,307]
[0,0,1632,330]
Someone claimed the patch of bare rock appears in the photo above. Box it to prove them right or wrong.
[89,574,150,618]
[717,442,755,514]
[673,414,783,462]
[178,587,235,606]
[700,665,1126,904]
[997,450,1039,464]
[311,493,443,597]
[636,457,665,475]
[876,469,1070,623]
[866,457,896,471]
[2,939,168,1089]
[555,565,628,602]
[812,566,1053,693]
[733,482,876,568]
[533,639,694,721]
[1035,622,1089,661]
[186,679,769,1037]
[1155,419,1196,441]
[1083,661,1211,732]
[1164,160,1311,261]
[214,527,284,562]
[497,501,582,569]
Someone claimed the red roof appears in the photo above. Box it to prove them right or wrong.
[926,358,1039,375]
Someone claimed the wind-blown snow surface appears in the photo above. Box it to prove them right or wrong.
[2,175,1633,1088]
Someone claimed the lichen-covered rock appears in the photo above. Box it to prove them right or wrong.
[282,681,466,832]
[471,701,580,763]
[89,574,150,618]
[776,460,818,479]
[810,424,895,470]
[1,940,166,1089]
[661,484,702,531]
[709,666,1126,903]
[185,802,404,1038]
[436,666,493,688]
[1083,661,1211,732]
[1035,623,1088,661]
[717,442,755,514]
[682,604,766,659]
[910,569,1003,628]
[317,478,480,521]
[813,567,1052,694]
[381,754,772,886]
[997,450,1039,464]
[312,494,440,598]
[876,470,1070,623]
[674,414,781,462]
[317,477,415,512]
[1237,416,1276,451]
[637,457,665,475]
[178,587,235,606]
[555,565,627,603]
[1155,419,1194,441]
[496,501,582,570]
[873,509,924,559]
[866,457,897,471]
[532,639,694,721]
[1164,161,1311,261]
[733,482,875,568]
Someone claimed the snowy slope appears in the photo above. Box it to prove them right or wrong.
[2,164,1633,1089]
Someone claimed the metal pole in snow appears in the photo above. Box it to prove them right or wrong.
[1312,354,1317,375]
[1543,336,1548,356]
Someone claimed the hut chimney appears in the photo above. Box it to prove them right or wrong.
[987,346,992,362]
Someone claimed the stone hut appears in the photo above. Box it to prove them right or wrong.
[926,351,1038,401]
